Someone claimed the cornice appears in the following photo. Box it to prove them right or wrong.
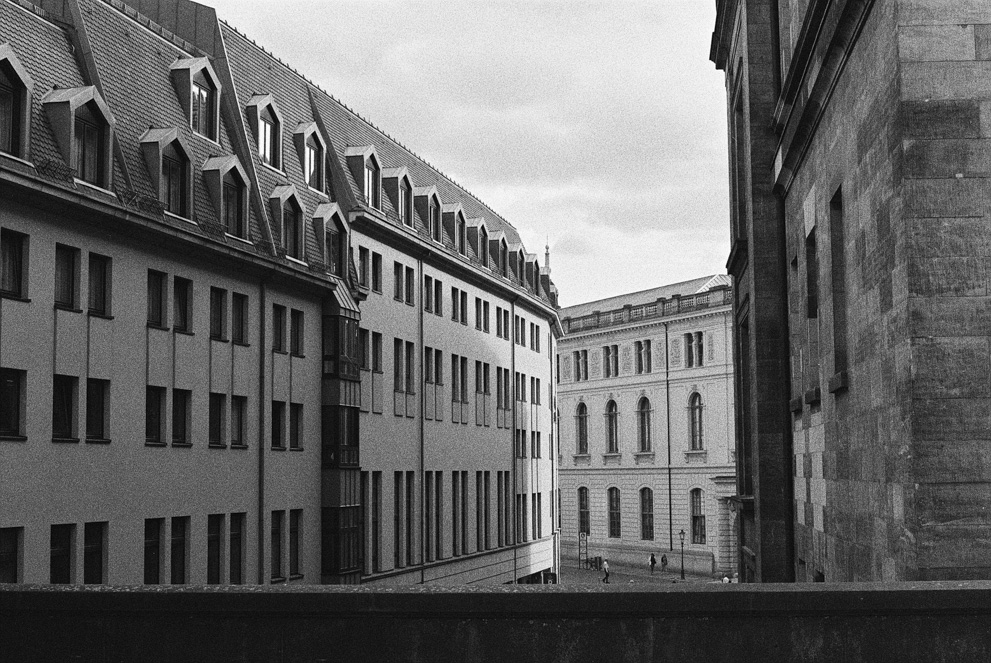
[560,305,732,342]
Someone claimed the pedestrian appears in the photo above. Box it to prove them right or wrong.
[602,559,610,583]
[660,554,668,573]
[649,553,656,575]
[722,576,730,583]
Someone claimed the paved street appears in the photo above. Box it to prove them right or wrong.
[558,558,721,587]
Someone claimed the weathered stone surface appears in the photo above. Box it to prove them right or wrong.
[907,257,989,296]
[913,397,991,441]
[898,0,991,26]
[901,61,991,101]
[903,178,990,217]
[909,218,991,258]
[976,24,991,61]
[909,296,991,336]
[902,100,981,139]
[912,337,991,398]
[898,25,976,61]
[913,439,991,483]
[903,138,991,178]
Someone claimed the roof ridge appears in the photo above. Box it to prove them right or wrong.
[217,19,519,234]
[560,275,725,312]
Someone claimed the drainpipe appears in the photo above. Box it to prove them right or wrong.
[418,257,425,584]
[665,321,673,553]
[257,275,269,585]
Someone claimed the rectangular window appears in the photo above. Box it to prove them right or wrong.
[358,247,369,286]
[372,332,382,372]
[496,306,502,338]
[475,297,482,329]
[460,356,468,404]
[272,304,286,351]
[371,252,382,292]
[73,117,101,185]
[691,490,706,544]
[359,328,370,370]
[0,81,13,154]
[483,301,490,332]
[230,513,245,584]
[147,270,166,327]
[210,287,227,340]
[425,346,434,384]
[830,189,848,375]
[405,341,415,393]
[394,472,403,567]
[424,275,434,312]
[434,279,443,316]
[52,374,77,440]
[173,276,192,333]
[172,388,191,444]
[171,516,188,584]
[143,518,163,584]
[405,266,415,304]
[451,471,460,555]
[452,354,460,403]
[271,510,284,580]
[232,293,248,344]
[406,471,414,566]
[145,385,165,444]
[209,392,225,447]
[87,254,110,316]
[459,291,467,325]
[435,473,443,558]
[207,514,223,584]
[483,472,491,549]
[0,228,26,298]
[271,400,286,448]
[806,228,819,318]
[231,395,247,447]
[290,509,302,577]
[50,524,74,584]
[0,527,22,583]
[85,378,109,441]
[223,180,244,237]
[393,338,403,392]
[71,526,97,585]
[451,287,459,321]
[192,82,213,137]
[425,471,434,562]
[371,472,381,571]
[393,262,403,301]
[290,403,303,449]
[54,244,78,308]
[290,309,304,355]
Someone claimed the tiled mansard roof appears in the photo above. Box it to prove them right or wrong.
[0,0,557,309]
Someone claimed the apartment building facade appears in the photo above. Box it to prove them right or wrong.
[556,277,737,576]
[711,0,991,581]
[0,0,560,587]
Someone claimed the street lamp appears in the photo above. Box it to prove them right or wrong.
[679,529,686,580]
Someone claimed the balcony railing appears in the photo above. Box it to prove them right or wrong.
[563,286,732,334]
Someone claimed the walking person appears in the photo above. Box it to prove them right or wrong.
[602,559,610,583]
[660,554,668,573]
[649,553,657,575]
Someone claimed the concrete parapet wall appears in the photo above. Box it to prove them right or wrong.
[3,582,990,662]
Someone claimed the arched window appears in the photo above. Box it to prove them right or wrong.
[640,488,653,540]
[607,487,620,538]
[575,402,588,454]
[605,400,618,453]
[689,393,704,450]
[690,488,706,544]
[578,487,589,535]
[637,397,651,452]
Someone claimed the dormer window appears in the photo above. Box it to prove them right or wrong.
[259,106,276,165]
[0,45,34,160]
[500,242,508,276]
[140,128,193,219]
[429,199,440,242]
[313,202,348,278]
[162,141,188,216]
[480,227,489,266]
[399,180,411,226]
[518,250,525,282]
[203,155,249,239]
[43,86,115,189]
[457,218,466,256]
[269,185,306,261]
[293,122,325,191]
[283,200,302,260]
[191,70,215,139]
[364,158,380,208]
[73,103,105,185]
[171,58,221,143]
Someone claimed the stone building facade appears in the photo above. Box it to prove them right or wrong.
[556,277,737,576]
[0,0,560,587]
[711,0,991,581]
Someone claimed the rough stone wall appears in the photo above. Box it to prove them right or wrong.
[898,0,991,580]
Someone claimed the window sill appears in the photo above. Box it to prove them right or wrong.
[209,443,227,449]
[270,577,286,585]
[289,446,304,452]
[573,453,591,459]
[685,449,706,455]
[147,323,169,331]
[145,441,167,447]
[0,152,35,168]
[172,442,192,448]
[52,437,80,444]
[55,304,82,313]
[289,573,304,581]
[273,349,288,355]
[603,453,621,458]
[192,131,221,148]
[271,445,286,452]
[85,437,111,444]
[210,336,229,343]
[225,233,254,246]
[290,353,305,359]
[173,329,194,337]
[164,211,195,225]
[87,311,113,320]
[73,178,114,195]
[261,162,287,177]
[230,443,248,450]
[0,293,30,303]
[233,340,251,347]
[286,256,308,267]
[0,434,27,442]
[405,301,415,307]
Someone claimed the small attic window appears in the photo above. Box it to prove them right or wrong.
[0,45,34,160]
[74,103,106,185]
[399,179,411,227]
[161,141,189,217]
[283,199,302,260]
[259,106,278,165]
[293,122,325,191]
[223,170,245,236]
[518,250,525,282]
[479,227,489,266]
[429,198,441,243]
[364,157,380,208]
[170,58,222,143]
[203,155,249,239]
[313,202,348,278]
[191,70,215,139]
[500,241,508,276]
[457,217,466,256]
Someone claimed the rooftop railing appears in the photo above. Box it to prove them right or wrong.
[563,286,732,334]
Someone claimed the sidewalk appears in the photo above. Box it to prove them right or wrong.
[558,557,719,586]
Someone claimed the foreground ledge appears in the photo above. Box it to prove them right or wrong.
[3,582,990,662]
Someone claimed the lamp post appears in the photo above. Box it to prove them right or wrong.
[679,529,686,580]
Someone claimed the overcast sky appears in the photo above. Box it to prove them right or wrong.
[210,1,729,307]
